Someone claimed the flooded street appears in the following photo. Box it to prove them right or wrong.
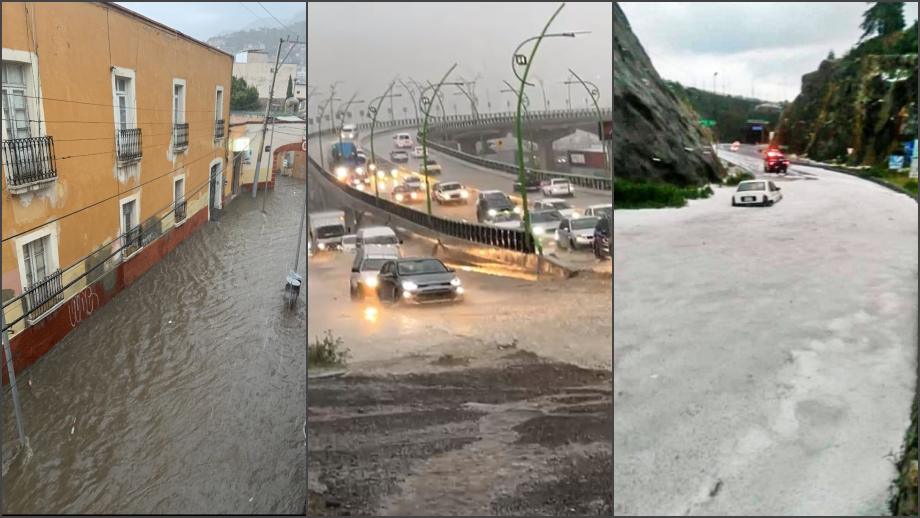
[2,176,307,514]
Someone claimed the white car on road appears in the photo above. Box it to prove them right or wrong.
[542,178,575,197]
[433,181,470,205]
[341,123,357,140]
[412,146,425,158]
[533,198,578,218]
[582,203,612,218]
[555,216,600,250]
[732,179,782,207]
[349,245,400,300]
[394,133,413,149]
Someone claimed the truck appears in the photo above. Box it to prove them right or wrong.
[331,141,358,167]
[567,149,606,169]
[309,210,347,251]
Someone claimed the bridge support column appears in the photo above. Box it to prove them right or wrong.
[457,138,479,156]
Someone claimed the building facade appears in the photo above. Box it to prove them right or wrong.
[232,49,296,101]
[1,2,233,381]
[228,116,305,192]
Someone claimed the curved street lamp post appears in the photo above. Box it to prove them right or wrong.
[369,81,401,204]
[566,68,610,175]
[418,64,459,223]
[510,2,589,253]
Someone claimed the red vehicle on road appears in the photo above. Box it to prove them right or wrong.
[763,148,789,173]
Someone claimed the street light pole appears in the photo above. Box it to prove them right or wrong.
[565,69,610,175]
[510,3,587,254]
[418,64,459,224]
[251,37,285,199]
[369,81,401,205]
[397,77,419,122]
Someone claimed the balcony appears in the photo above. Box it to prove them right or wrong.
[214,119,225,142]
[22,269,64,323]
[116,128,143,164]
[123,224,142,258]
[174,199,187,223]
[2,136,58,194]
[173,123,189,151]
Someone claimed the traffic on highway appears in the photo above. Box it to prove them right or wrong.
[307,1,612,515]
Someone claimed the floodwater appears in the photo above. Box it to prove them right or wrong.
[2,176,307,514]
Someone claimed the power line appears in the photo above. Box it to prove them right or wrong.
[2,147,229,244]
[257,2,291,32]
[4,117,233,125]
[9,92,227,112]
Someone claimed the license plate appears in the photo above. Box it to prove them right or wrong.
[742,196,754,202]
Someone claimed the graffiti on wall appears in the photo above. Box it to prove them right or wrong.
[68,287,100,328]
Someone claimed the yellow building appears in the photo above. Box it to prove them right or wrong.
[229,115,305,192]
[1,2,232,379]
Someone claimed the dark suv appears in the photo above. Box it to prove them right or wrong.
[593,215,610,260]
[476,190,519,223]
[512,173,542,193]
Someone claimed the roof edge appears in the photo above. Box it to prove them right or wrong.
[99,2,234,60]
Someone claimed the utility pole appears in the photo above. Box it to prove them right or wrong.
[261,113,278,213]
[252,38,285,199]
[1,310,28,454]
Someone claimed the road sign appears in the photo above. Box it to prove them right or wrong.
[699,119,716,127]
[889,154,905,170]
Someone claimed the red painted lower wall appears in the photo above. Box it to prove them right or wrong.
[2,207,210,385]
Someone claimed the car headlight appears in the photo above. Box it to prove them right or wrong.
[318,242,326,250]
[488,209,497,216]
[369,163,377,171]
[411,192,418,199]
[450,277,462,287]
[455,286,464,295]
[532,225,545,234]
[572,211,580,218]
[513,206,522,214]
[356,167,365,175]
[460,190,469,198]
[335,167,348,179]
[377,170,385,178]
[391,168,399,177]
[395,193,404,201]
[355,183,365,191]
[364,275,378,288]
[401,281,418,291]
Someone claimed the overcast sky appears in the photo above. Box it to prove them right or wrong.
[114,2,305,42]
[307,2,612,121]
[621,2,919,102]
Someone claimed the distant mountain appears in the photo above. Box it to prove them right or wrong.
[207,18,306,68]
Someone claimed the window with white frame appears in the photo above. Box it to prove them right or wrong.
[173,83,185,124]
[1,61,31,140]
[16,227,62,322]
[22,234,50,288]
[115,76,130,130]
[173,176,186,222]
[121,197,140,255]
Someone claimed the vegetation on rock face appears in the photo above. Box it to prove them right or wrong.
[613,4,723,190]
[774,6,917,168]
[861,2,907,40]
[614,179,714,209]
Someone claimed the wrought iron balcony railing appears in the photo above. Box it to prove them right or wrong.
[174,199,187,222]
[2,136,57,191]
[123,224,142,257]
[214,119,225,141]
[173,123,189,151]
[22,268,64,322]
[116,128,143,163]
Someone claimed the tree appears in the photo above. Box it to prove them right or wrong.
[827,50,836,60]
[286,75,294,99]
[860,2,905,40]
[231,76,260,111]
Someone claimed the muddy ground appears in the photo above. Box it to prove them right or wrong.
[306,347,612,516]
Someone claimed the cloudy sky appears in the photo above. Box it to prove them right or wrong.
[114,2,305,41]
[307,2,612,121]
[620,2,919,102]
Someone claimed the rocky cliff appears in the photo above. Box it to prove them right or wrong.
[775,26,918,166]
[613,4,722,186]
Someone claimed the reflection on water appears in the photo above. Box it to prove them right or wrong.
[2,177,306,514]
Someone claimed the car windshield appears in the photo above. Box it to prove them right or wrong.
[364,235,398,245]
[485,194,510,204]
[571,217,599,230]
[361,258,389,271]
[440,183,461,190]
[397,259,448,275]
[530,211,561,223]
[317,224,345,238]
[738,182,766,192]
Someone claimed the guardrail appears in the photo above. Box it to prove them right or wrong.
[308,155,536,254]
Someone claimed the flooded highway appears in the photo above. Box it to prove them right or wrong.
[2,176,307,514]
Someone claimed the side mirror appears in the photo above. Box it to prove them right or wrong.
[447,267,456,273]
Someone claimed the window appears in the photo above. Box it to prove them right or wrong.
[22,235,49,288]
[120,195,140,257]
[215,87,223,120]
[173,83,185,124]
[173,176,186,223]
[2,62,31,140]
[115,77,129,130]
